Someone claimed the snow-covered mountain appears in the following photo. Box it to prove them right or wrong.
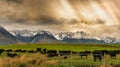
[10,30,60,43]
[54,31,100,40]
[103,36,118,44]
[10,30,53,37]
[0,26,20,45]
[54,31,104,44]
[10,30,120,44]
[10,30,37,37]
[54,31,119,44]
[30,32,60,44]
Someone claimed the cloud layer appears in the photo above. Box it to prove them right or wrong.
[0,0,120,39]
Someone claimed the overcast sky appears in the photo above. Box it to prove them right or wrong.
[0,0,120,39]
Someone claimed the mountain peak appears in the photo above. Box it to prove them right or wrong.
[0,25,5,29]
[0,26,19,45]
[10,30,120,44]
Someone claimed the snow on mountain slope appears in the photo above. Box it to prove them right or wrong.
[54,31,99,40]
[0,26,20,45]
[10,30,37,37]
[10,30,119,44]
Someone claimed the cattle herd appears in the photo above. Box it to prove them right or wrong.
[0,48,120,62]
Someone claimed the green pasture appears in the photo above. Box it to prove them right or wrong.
[0,44,120,66]
[0,44,119,51]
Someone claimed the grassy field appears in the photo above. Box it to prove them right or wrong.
[0,44,120,67]
[0,44,120,51]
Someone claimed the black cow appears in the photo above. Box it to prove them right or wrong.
[63,56,68,59]
[93,54,102,62]
[71,51,78,55]
[93,50,108,57]
[114,50,120,54]
[20,50,27,53]
[108,51,117,59]
[47,50,58,57]
[27,50,37,53]
[7,53,18,58]
[79,52,88,59]
[14,49,22,52]
[36,48,42,52]
[101,50,108,56]
[92,50,103,62]
[59,50,71,56]
[85,50,91,55]
[0,49,4,55]
[42,48,47,54]
[5,49,12,52]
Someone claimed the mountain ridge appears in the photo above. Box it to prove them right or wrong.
[0,26,20,45]
[10,30,120,44]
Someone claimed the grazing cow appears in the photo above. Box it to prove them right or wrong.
[108,51,117,59]
[100,50,108,56]
[0,49,4,55]
[71,51,78,55]
[21,50,27,53]
[7,53,18,58]
[14,49,22,52]
[59,50,71,56]
[85,50,91,55]
[63,56,68,59]
[79,52,88,59]
[42,48,47,54]
[93,50,108,57]
[114,50,120,54]
[27,50,37,53]
[36,48,42,52]
[92,51,103,62]
[47,50,58,57]
[5,49,12,52]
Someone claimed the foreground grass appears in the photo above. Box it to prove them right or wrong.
[0,44,120,67]
[1,53,120,67]
[0,53,58,67]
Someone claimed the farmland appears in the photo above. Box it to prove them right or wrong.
[0,44,120,67]
[0,44,120,51]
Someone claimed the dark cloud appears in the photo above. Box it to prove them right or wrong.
[68,19,79,24]
[3,0,23,4]
[96,19,105,24]
[5,15,63,25]
[35,16,63,25]
[13,19,26,23]
[0,0,120,40]
[0,0,60,21]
